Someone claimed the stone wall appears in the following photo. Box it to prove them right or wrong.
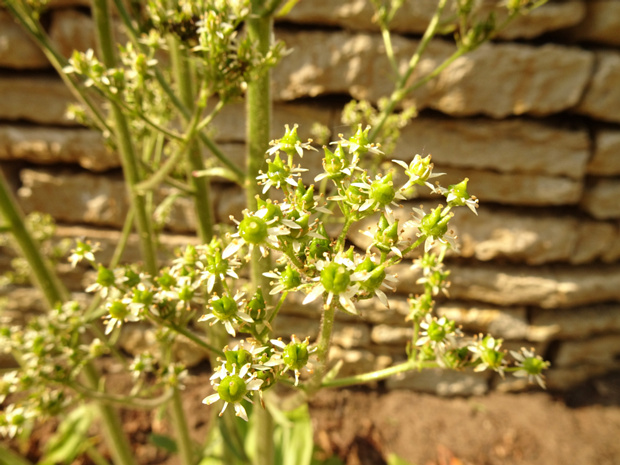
[1,0,620,394]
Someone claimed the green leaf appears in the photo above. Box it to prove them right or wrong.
[386,453,416,465]
[38,405,96,465]
[272,403,314,465]
[148,433,178,453]
[0,445,34,465]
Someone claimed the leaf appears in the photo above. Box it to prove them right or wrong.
[0,445,34,465]
[38,405,96,465]
[148,433,178,453]
[273,403,314,465]
[386,453,416,465]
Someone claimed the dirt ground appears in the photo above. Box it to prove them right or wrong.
[8,369,620,465]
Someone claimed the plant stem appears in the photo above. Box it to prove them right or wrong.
[246,4,275,464]
[307,303,336,396]
[320,359,437,389]
[83,363,137,465]
[170,389,195,465]
[91,0,158,276]
[0,171,68,308]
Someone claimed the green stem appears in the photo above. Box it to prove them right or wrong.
[92,0,158,276]
[0,171,68,308]
[321,359,438,389]
[170,389,195,465]
[369,0,449,142]
[246,6,275,464]
[83,363,137,465]
[306,302,335,396]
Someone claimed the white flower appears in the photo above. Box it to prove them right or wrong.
[198,291,253,337]
[203,363,263,421]
[510,347,550,389]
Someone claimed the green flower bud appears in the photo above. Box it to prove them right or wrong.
[283,341,310,371]
[239,215,269,245]
[108,301,129,320]
[355,257,385,293]
[419,206,452,239]
[322,144,349,180]
[279,124,303,157]
[321,262,351,294]
[217,375,248,403]
[246,289,266,321]
[211,295,238,320]
[95,265,115,288]
[370,172,396,207]
[281,265,302,290]
[224,349,253,373]
[157,272,176,290]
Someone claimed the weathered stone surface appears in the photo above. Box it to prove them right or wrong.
[568,0,620,46]
[545,364,619,391]
[212,102,335,143]
[328,346,378,378]
[394,262,620,308]
[580,177,620,220]
[577,51,620,123]
[275,31,594,118]
[395,117,590,179]
[588,129,620,176]
[282,0,585,40]
[0,125,118,171]
[0,10,49,69]
[386,369,490,396]
[0,74,75,125]
[370,324,412,346]
[437,303,528,340]
[17,168,199,232]
[554,334,620,368]
[529,304,620,342]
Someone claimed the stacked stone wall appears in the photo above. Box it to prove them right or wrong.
[1,0,620,394]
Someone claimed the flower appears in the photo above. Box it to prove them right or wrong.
[416,314,461,354]
[68,240,100,267]
[223,208,292,259]
[469,335,506,377]
[203,362,263,421]
[103,299,140,335]
[392,154,444,192]
[510,347,550,389]
[267,124,317,158]
[353,254,398,307]
[198,291,253,337]
[270,335,317,385]
[352,171,406,215]
[406,205,458,253]
[438,178,479,215]
[302,253,362,314]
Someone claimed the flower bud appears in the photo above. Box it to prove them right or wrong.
[282,340,311,371]
[239,215,269,245]
[320,262,351,294]
[217,375,248,403]
[211,295,238,320]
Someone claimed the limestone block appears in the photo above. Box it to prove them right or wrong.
[273,315,318,341]
[0,10,49,69]
[393,262,620,308]
[395,117,590,179]
[212,102,335,143]
[386,368,490,396]
[282,0,585,40]
[370,324,412,346]
[0,74,75,125]
[587,129,620,176]
[333,320,371,349]
[529,304,620,342]
[545,364,619,391]
[580,177,620,219]
[275,31,593,118]
[437,303,528,340]
[328,346,378,378]
[17,168,199,233]
[553,334,620,368]
[568,0,620,46]
[438,167,582,206]
[0,125,118,171]
[577,51,620,123]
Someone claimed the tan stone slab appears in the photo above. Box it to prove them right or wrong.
[577,51,620,123]
[393,262,620,308]
[0,124,118,171]
[395,117,590,179]
[437,303,528,340]
[275,31,593,118]
[580,177,620,219]
[554,334,620,368]
[386,368,490,396]
[0,74,76,125]
[0,10,49,69]
[351,203,619,266]
[588,129,620,176]
[529,304,620,342]
[545,364,618,391]
[282,0,585,40]
[568,0,620,46]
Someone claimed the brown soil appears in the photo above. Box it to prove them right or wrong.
[5,369,620,465]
